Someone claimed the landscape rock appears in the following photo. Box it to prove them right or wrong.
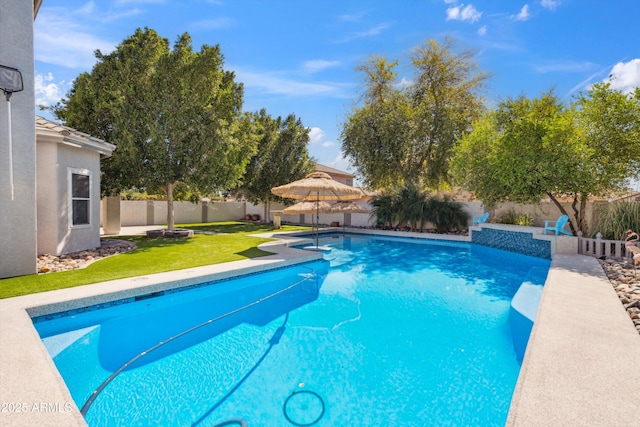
[599,258,640,335]
[37,239,136,274]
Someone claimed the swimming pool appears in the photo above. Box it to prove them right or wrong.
[34,233,550,426]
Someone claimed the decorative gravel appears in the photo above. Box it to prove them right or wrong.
[599,258,640,334]
[37,239,137,274]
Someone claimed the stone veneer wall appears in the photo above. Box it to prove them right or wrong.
[472,228,551,259]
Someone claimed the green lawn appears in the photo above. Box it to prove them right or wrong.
[0,222,310,299]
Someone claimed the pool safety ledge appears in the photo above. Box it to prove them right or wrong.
[509,281,544,363]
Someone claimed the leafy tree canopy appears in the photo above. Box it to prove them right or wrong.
[239,109,315,216]
[341,38,490,190]
[451,84,640,234]
[51,28,258,230]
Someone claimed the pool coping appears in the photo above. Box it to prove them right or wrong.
[506,254,640,427]
[1,228,639,426]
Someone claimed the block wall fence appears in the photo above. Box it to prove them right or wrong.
[102,198,606,232]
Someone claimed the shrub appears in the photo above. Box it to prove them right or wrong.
[424,195,469,233]
[494,208,534,226]
[590,201,640,240]
[371,187,469,233]
[370,191,400,229]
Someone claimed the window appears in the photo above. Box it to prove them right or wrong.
[70,169,91,226]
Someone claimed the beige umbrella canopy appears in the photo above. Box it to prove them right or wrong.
[330,201,371,232]
[282,200,333,215]
[329,201,371,214]
[272,172,362,249]
[282,201,333,235]
[271,172,362,201]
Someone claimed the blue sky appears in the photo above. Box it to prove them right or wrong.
[34,0,640,178]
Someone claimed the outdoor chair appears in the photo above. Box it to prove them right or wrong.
[472,212,489,225]
[543,215,572,236]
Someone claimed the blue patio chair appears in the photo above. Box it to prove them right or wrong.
[543,215,572,236]
[472,212,489,225]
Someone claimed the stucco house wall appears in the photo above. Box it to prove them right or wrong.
[35,117,114,256]
[315,163,355,186]
[36,143,101,255]
[0,0,38,278]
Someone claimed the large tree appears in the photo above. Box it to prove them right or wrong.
[451,84,640,234]
[52,28,258,230]
[240,109,315,218]
[340,38,490,190]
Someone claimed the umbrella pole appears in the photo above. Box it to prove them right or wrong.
[315,193,319,248]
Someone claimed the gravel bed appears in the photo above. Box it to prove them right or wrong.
[37,239,136,274]
[599,258,640,334]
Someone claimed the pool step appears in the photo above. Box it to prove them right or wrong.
[509,281,544,363]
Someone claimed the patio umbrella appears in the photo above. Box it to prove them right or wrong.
[330,201,371,233]
[282,201,333,237]
[282,200,333,215]
[272,172,362,249]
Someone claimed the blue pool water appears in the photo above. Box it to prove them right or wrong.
[34,233,550,427]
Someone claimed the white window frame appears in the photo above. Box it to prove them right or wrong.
[68,167,92,229]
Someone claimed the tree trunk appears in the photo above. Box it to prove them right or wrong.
[263,199,270,224]
[165,183,175,232]
[579,194,588,235]
[570,194,589,235]
[570,195,580,234]
[546,192,577,235]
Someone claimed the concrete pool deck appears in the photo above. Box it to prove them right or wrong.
[1,228,639,426]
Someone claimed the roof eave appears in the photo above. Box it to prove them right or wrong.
[61,135,116,157]
[34,0,43,19]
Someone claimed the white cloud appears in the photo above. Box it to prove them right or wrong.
[566,64,613,96]
[101,7,143,22]
[303,60,341,74]
[357,23,391,37]
[395,77,412,89]
[234,68,339,97]
[308,127,335,152]
[337,12,366,22]
[328,154,354,176]
[337,23,393,43]
[192,17,235,30]
[478,25,488,36]
[535,60,596,73]
[513,5,530,21]
[308,127,325,144]
[34,72,65,107]
[540,0,560,11]
[446,4,482,23]
[607,59,640,94]
[34,7,116,69]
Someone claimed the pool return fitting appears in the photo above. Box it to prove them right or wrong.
[79,270,318,418]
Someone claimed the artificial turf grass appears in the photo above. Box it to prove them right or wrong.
[0,222,311,299]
